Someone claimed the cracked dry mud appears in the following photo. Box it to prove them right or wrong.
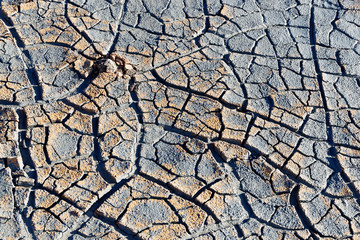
[0,0,360,239]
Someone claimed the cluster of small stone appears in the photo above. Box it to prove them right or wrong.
[0,0,360,239]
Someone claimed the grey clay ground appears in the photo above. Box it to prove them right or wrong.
[0,0,360,239]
